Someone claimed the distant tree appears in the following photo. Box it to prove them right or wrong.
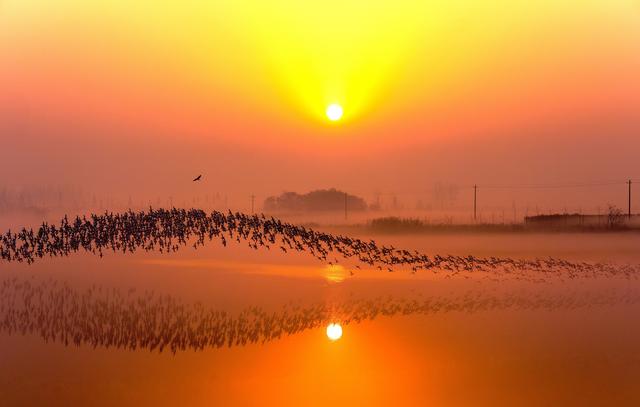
[263,188,367,213]
[607,205,625,229]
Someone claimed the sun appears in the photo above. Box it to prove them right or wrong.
[326,104,343,121]
[326,323,343,341]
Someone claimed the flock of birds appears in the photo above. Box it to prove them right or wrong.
[1,207,639,281]
[2,277,638,353]
[2,207,639,352]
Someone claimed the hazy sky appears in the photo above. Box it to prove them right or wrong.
[1,0,639,210]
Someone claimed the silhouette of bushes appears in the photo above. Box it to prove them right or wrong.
[264,188,367,213]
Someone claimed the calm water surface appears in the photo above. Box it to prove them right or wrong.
[2,233,639,406]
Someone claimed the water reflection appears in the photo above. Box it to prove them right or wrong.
[326,323,343,341]
[2,277,638,353]
[325,265,349,283]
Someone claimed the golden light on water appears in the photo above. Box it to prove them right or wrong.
[324,264,348,283]
[326,323,343,341]
[326,104,343,121]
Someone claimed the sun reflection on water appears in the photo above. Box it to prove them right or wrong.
[324,264,348,283]
[326,323,343,341]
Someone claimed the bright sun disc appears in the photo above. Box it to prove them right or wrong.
[326,323,343,341]
[326,104,343,121]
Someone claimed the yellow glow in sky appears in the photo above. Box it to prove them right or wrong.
[326,104,343,122]
[1,0,639,143]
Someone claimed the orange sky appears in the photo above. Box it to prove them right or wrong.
[1,0,639,211]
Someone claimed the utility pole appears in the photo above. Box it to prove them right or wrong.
[628,180,632,220]
[344,192,348,221]
[251,194,255,214]
[473,185,477,222]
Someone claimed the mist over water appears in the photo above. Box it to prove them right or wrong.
[2,207,640,405]
[2,0,640,405]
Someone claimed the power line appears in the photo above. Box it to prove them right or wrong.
[629,180,632,220]
[344,192,348,221]
[473,184,477,222]
[477,181,626,190]
[350,179,637,197]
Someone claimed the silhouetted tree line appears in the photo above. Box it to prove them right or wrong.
[263,188,367,213]
[524,205,634,230]
[0,186,85,211]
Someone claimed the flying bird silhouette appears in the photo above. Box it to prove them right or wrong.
[193,175,202,181]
